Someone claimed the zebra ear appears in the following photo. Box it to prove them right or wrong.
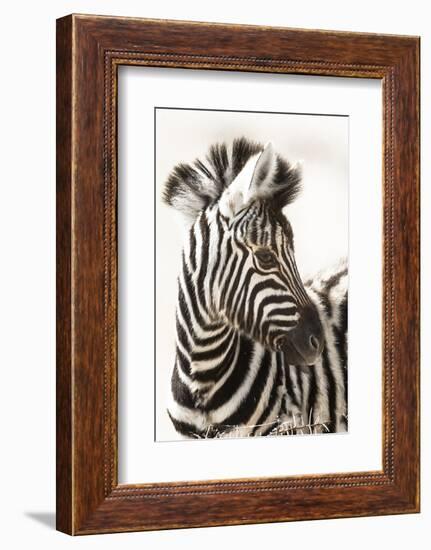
[248,141,278,197]
[218,151,259,218]
[249,143,303,210]
[218,142,277,218]
[163,163,217,227]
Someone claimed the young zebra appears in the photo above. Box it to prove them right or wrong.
[163,138,347,438]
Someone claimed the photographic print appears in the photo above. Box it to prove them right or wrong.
[156,107,348,441]
[57,16,420,533]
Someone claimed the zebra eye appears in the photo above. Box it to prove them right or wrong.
[255,249,278,269]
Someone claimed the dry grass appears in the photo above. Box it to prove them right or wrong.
[190,410,347,439]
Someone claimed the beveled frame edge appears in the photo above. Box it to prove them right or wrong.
[56,14,420,535]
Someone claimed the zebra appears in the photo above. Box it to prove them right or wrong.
[162,137,348,438]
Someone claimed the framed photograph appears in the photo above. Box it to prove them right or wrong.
[56,14,420,534]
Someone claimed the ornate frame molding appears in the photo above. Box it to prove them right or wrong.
[57,15,419,534]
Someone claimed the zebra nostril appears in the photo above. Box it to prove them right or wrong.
[309,335,319,351]
[276,337,288,351]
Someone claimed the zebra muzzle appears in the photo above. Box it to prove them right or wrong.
[279,304,324,366]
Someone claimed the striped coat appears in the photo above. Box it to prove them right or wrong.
[163,138,348,438]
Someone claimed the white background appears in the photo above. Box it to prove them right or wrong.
[0,1,428,549]
[118,68,383,482]
[152,106,350,442]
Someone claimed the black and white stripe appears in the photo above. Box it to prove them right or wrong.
[163,138,348,438]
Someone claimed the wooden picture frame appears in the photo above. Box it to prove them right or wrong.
[56,14,420,535]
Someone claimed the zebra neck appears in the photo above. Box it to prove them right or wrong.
[179,318,238,383]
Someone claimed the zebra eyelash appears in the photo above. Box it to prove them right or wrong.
[254,248,279,270]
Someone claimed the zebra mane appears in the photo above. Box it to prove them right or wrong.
[162,137,302,224]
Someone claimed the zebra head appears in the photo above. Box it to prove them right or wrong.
[163,138,324,366]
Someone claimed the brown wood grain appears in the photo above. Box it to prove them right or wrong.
[56,15,73,535]
[56,14,420,535]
